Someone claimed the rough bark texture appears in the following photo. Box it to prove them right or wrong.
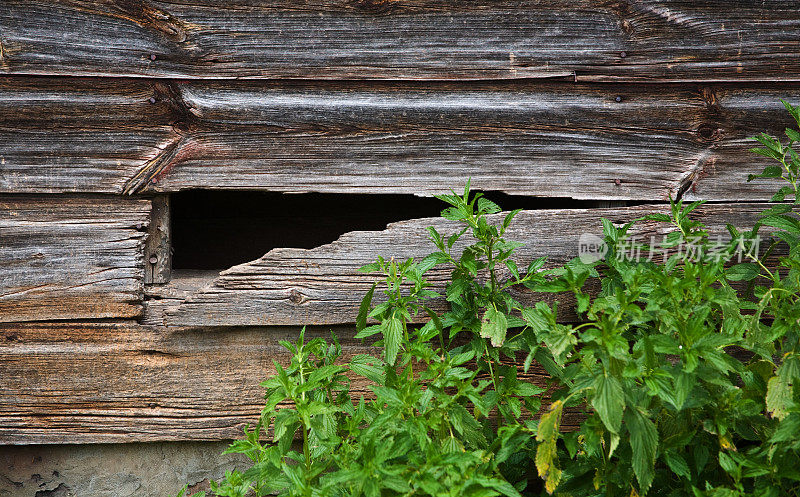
[0,196,150,322]
[0,322,575,444]
[1,77,798,200]
[160,203,767,327]
[1,1,799,81]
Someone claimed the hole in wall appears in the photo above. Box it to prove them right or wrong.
[171,190,605,270]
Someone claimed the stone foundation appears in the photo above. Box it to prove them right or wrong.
[0,442,244,497]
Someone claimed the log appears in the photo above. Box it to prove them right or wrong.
[0,196,150,322]
[1,1,799,81]
[0,321,575,444]
[162,203,769,327]
[1,76,798,200]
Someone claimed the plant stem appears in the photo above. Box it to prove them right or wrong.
[297,351,312,496]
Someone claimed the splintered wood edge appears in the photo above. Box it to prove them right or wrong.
[158,203,769,327]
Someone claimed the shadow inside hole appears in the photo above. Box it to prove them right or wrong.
[171,190,601,270]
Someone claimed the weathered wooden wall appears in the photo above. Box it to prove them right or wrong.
[1,0,798,444]
[2,78,799,200]
[3,1,800,81]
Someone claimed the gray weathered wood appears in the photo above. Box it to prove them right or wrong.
[0,321,573,444]
[1,77,798,200]
[0,196,150,322]
[1,1,799,81]
[142,270,217,325]
[144,195,171,284]
[163,203,768,327]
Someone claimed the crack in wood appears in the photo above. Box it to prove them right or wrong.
[122,81,203,195]
[675,150,712,201]
[153,81,203,127]
[122,136,186,195]
[114,0,189,43]
[62,0,191,44]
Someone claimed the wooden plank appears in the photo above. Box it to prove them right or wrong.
[144,195,171,284]
[0,77,173,194]
[142,269,217,326]
[0,196,150,322]
[163,203,768,327]
[0,321,576,444]
[1,1,799,81]
[2,77,798,200]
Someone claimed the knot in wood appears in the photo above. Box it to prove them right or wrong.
[352,0,401,15]
[700,88,719,110]
[696,123,721,142]
[289,289,305,304]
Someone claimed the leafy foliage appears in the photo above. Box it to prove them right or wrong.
[178,102,800,496]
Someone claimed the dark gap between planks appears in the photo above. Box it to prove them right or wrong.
[171,191,638,270]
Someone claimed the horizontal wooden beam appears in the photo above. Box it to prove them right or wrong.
[1,77,797,200]
[0,196,150,322]
[0,322,575,444]
[160,203,768,327]
[2,1,799,81]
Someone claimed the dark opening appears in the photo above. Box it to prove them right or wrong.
[171,191,603,270]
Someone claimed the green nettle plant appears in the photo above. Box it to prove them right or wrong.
[177,102,800,497]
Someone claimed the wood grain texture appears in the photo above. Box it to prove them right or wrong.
[142,269,217,326]
[2,77,798,200]
[1,1,799,81]
[144,194,171,284]
[0,322,576,444]
[162,203,768,328]
[0,196,150,322]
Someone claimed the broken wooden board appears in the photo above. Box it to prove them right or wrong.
[0,321,578,444]
[162,203,768,327]
[0,196,150,322]
[142,270,217,326]
[2,1,799,81]
[1,77,798,200]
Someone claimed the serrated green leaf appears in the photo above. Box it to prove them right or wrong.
[626,407,658,495]
[349,354,385,384]
[762,214,800,234]
[726,263,760,282]
[766,375,792,420]
[535,400,563,494]
[718,451,737,476]
[356,283,376,333]
[643,213,671,222]
[358,262,381,273]
[664,452,691,479]
[383,315,403,365]
[477,197,502,214]
[592,373,624,434]
[354,324,383,339]
[480,307,508,347]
